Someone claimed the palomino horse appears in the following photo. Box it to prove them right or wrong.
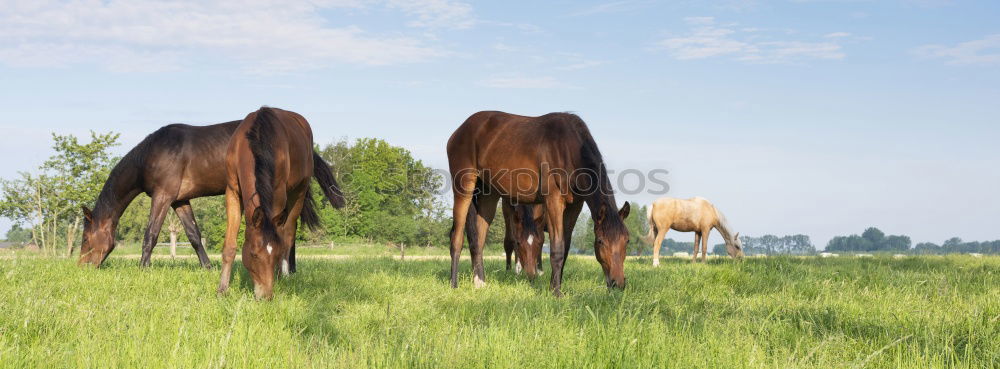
[216,107,336,300]
[447,111,631,296]
[645,196,744,266]
[466,201,545,276]
[78,121,343,269]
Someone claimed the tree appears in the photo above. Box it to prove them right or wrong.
[4,224,32,244]
[44,132,120,256]
[862,227,885,248]
[0,132,119,255]
[884,235,911,251]
[736,234,814,255]
[315,138,443,246]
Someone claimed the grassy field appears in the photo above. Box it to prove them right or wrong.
[0,246,997,368]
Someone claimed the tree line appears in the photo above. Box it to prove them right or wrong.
[2,132,998,257]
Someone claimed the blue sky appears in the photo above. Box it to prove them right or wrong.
[1,0,999,248]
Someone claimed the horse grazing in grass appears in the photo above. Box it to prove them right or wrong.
[644,197,744,266]
[466,201,545,277]
[216,107,337,300]
[448,111,631,296]
[78,120,344,269]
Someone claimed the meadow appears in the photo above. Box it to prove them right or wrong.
[0,246,997,368]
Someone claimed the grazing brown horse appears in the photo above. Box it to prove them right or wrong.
[78,121,238,268]
[448,111,631,296]
[78,120,343,269]
[466,201,545,276]
[216,107,334,300]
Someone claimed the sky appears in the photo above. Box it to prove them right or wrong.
[1,0,999,248]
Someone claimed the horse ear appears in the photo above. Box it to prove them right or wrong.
[735,232,740,239]
[251,209,264,227]
[618,202,631,219]
[81,206,93,222]
[594,203,608,224]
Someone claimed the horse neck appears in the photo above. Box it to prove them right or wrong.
[585,191,620,224]
[92,164,143,229]
[713,209,735,244]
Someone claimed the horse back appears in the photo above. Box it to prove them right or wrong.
[139,121,240,198]
[447,111,595,202]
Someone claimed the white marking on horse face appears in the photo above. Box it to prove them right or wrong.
[266,244,273,255]
[527,235,534,244]
[281,259,290,276]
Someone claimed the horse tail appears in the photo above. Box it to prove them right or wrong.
[299,184,321,231]
[464,196,479,246]
[644,204,657,244]
[312,151,346,209]
[245,107,281,246]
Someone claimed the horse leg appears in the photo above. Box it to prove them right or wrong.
[559,201,584,281]
[278,194,305,279]
[288,239,297,274]
[701,229,710,262]
[470,194,499,288]
[652,226,669,268]
[140,194,172,268]
[449,172,477,288]
[692,232,701,263]
[545,197,568,297]
[172,201,212,269]
[217,186,242,294]
[501,201,515,271]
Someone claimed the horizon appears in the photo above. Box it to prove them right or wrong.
[2,0,999,249]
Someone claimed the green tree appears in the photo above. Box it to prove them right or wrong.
[44,132,120,255]
[0,132,119,255]
[315,138,443,247]
[862,227,885,249]
[4,224,32,244]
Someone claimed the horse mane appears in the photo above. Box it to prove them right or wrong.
[91,126,180,221]
[246,107,281,244]
[564,113,629,241]
[713,207,735,243]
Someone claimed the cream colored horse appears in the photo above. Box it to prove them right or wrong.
[645,197,744,266]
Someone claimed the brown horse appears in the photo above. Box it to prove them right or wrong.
[447,111,631,296]
[215,107,331,300]
[79,121,238,268]
[78,120,343,269]
[466,201,545,276]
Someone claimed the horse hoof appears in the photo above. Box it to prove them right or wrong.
[473,275,486,288]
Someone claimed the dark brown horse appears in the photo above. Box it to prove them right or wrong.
[216,107,329,300]
[448,111,631,296]
[79,120,343,269]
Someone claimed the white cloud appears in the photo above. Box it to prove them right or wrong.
[479,76,566,89]
[0,0,473,73]
[913,34,1000,66]
[655,17,846,64]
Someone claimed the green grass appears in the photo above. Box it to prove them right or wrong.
[1,248,997,368]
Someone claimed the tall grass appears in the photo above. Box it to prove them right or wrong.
[0,251,997,368]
